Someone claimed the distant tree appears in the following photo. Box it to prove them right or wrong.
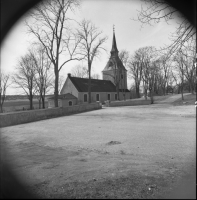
[26,0,82,107]
[0,72,11,113]
[31,46,53,109]
[12,51,37,110]
[138,46,158,102]
[173,50,186,100]
[91,73,100,79]
[148,60,160,103]
[157,53,172,95]
[135,0,196,55]
[181,40,196,94]
[128,47,157,100]
[77,19,108,103]
[127,52,143,98]
[71,65,88,78]
[119,49,130,69]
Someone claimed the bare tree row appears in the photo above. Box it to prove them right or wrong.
[119,37,195,103]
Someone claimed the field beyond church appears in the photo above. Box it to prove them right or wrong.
[1,101,196,198]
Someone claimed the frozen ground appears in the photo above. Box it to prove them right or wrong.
[1,103,196,199]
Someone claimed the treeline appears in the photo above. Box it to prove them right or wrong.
[119,41,196,103]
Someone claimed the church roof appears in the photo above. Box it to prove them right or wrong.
[48,93,77,100]
[103,28,126,72]
[103,56,126,72]
[69,76,117,92]
[110,31,118,53]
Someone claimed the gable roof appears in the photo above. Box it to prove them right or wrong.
[69,77,117,92]
[48,93,77,100]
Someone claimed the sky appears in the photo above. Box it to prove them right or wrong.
[1,0,180,95]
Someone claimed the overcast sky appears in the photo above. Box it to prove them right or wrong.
[1,0,180,95]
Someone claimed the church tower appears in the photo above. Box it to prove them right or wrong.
[102,27,127,90]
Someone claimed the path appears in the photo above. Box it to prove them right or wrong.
[154,93,191,104]
[1,103,195,199]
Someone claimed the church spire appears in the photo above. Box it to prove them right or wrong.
[110,25,118,55]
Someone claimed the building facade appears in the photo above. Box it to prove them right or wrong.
[50,29,131,107]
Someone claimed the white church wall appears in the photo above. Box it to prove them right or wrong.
[60,77,78,98]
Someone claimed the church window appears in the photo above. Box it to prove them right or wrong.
[121,74,123,79]
[84,94,88,102]
[69,101,72,106]
[115,94,117,100]
[96,94,100,101]
[108,94,111,100]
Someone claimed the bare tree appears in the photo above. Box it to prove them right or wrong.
[26,0,82,107]
[71,64,88,78]
[128,47,157,99]
[119,49,130,69]
[50,74,65,95]
[91,73,100,79]
[127,51,143,98]
[157,53,172,95]
[77,19,108,103]
[31,46,53,109]
[0,72,11,113]
[139,46,158,101]
[173,50,186,100]
[12,52,37,110]
[181,41,196,94]
[135,0,196,55]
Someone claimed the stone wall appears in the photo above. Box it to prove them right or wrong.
[104,99,151,107]
[0,103,101,128]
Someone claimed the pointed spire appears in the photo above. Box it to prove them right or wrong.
[110,25,118,55]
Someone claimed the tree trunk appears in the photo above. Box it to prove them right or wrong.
[0,105,3,113]
[39,97,41,109]
[150,89,154,104]
[88,68,91,104]
[189,81,194,94]
[163,86,166,96]
[177,84,180,94]
[135,84,140,98]
[181,79,184,101]
[29,93,33,110]
[54,67,59,107]
[41,96,45,109]
[144,82,147,100]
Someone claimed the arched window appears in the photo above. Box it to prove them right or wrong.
[69,101,72,106]
[84,94,88,102]
[115,94,117,100]
[121,74,124,79]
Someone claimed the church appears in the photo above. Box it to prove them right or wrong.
[48,29,130,108]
